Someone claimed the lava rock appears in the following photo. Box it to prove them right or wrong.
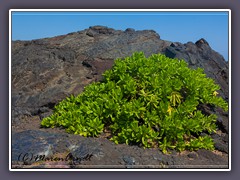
[187,152,198,159]
[123,155,136,165]
[11,26,229,169]
[12,130,69,163]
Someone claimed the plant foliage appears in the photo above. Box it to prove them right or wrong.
[41,52,228,153]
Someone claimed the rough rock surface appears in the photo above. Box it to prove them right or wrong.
[11,26,229,169]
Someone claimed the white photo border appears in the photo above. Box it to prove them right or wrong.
[9,9,231,172]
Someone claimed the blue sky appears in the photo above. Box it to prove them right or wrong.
[11,11,229,61]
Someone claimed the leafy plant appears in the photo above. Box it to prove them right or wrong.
[41,52,228,153]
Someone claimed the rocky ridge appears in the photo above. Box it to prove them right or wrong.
[11,26,229,169]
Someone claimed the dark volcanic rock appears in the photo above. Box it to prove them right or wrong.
[164,38,229,101]
[11,26,229,169]
[12,130,69,163]
[11,130,228,169]
[12,26,169,118]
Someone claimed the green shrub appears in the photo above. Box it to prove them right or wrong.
[41,52,228,153]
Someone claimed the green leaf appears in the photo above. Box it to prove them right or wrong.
[40,52,228,154]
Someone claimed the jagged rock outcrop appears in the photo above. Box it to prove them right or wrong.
[11,26,229,169]
[165,39,228,101]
